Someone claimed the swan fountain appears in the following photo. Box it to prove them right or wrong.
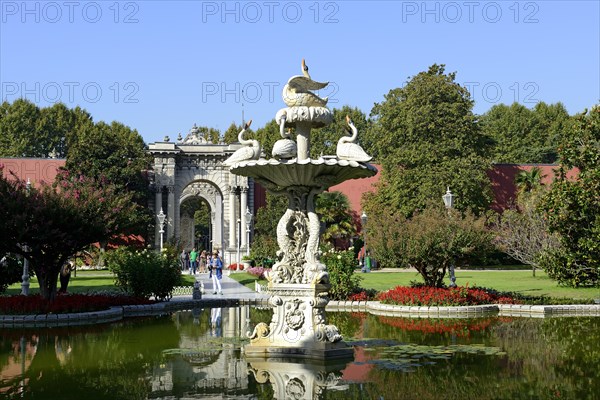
[227,60,377,361]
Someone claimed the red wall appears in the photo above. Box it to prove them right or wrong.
[0,158,65,187]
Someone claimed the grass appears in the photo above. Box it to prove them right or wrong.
[228,272,265,291]
[358,269,600,300]
[4,269,197,296]
[5,269,599,302]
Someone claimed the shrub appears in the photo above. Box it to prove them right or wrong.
[321,247,361,300]
[105,247,181,301]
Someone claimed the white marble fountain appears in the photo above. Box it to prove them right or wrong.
[226,60,377,361]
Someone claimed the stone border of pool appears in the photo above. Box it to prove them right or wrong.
[326,301,600,318]
[2,298,599,328]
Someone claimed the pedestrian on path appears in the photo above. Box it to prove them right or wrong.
[199,250,207,273]
[210,249,223,294]
[180,249,188,272]
[190,248,198,275]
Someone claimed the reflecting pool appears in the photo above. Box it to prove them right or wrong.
[1,308,598,399]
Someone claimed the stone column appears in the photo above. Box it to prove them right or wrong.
[228,185,236,251]
[167,185,175,239]
[155,186,163,248]
[240,187,248,248]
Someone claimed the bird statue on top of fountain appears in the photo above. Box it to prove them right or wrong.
[272,111,297,160]
[282,59,329,107]
[336,115,372,162]
[223,120,260,166]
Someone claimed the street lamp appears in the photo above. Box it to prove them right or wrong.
[157,208,166,251]
[245,207,253,256]
[361,211,369,272]
[21,178,32,295]
[442,187,457,287]
[442,187,455,210]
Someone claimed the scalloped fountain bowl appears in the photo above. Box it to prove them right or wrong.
[230,157,377,189]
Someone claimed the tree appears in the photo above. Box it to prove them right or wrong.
[539,106,600,287]
[368,205,493,286]
[514,167,545,195]
[250,191,288,265]
[480,102,571,164]
[0,99,93,158]
[495,186,559,276]
[0,167,142,300]
[315,191,357,248]
[363,64,492,218]
[65,120,151,234]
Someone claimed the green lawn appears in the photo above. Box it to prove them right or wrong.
[229,270,600,301]
[358,269,600,300]
[4,269,197,296]
[6,269,599,302]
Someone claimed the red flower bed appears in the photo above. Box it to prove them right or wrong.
[0,294,155,315]
[376,286,519,306]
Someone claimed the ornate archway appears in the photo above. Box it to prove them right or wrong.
[148,128,254,264]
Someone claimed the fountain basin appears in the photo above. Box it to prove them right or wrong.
[230,158,377,189]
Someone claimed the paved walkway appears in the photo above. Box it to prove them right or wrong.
[176,272,269,301]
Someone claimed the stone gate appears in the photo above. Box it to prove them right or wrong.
[148,127,253,265]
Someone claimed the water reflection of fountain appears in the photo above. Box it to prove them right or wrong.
[248,358,349,400]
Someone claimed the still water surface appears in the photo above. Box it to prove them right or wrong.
[1,307,598,399]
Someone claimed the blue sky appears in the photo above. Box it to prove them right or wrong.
[1,1,599,144]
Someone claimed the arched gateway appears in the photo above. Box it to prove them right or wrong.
[148,129,253,265]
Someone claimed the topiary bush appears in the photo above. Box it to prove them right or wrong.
[105,247,181,301]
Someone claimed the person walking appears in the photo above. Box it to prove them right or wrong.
[199,250,207,273]
[190,247,198,275]
[180,249,187,272]
[210,249,223,294]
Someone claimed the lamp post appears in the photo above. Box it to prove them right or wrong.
[245,207,253,256]
[237,218,241,268]
[442,187,457,287]
[21,179,31,295]
[361,211,368,272]
[157,208,166,251]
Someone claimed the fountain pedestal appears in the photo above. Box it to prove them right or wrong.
[245,283,352,360]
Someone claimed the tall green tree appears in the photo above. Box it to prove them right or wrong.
[480,102,571,163]
[363,64,492,218]
[539,106,600,287]
[0,99,93,158]
[65,120,151,233]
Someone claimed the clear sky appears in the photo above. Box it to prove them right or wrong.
[1,1,599,144]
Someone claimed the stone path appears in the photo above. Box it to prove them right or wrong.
[173,272,269,301]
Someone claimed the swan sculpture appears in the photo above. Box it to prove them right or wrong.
[272,111,297,159]
[223,120,260,166]
[282,59,329,107]
[336,115,372,162]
